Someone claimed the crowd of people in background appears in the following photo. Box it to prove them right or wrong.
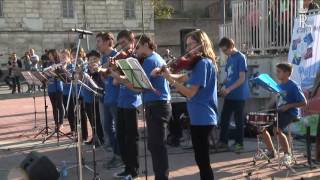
[3,48,50,94]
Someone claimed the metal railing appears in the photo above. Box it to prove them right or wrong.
[219,0,316,53]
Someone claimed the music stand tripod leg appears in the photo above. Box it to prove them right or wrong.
[35,84,53,139]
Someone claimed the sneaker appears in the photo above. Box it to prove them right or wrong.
[103,155,123,169]
[282,153,293,167]
[231,143,244,153]
[114,169,130,178]
[215,142,229,152]
[124,174,139,180]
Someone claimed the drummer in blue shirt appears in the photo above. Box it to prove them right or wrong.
[47,49,64,129]
[153,30,217,180]
[261,63,307,164]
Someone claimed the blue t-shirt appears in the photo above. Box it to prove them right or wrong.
[186,58,218,126]
[48,78,63,93]
[82,81,94,103]
[278,80,306,117]
[63,63,75,96]
[224,51,250,100]
[117,85,142,109]
[82,72,101,103]
[47,61,63,93]
[142,52,171,103]
[102,50,120,105]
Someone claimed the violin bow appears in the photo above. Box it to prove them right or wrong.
[166,44,202,67]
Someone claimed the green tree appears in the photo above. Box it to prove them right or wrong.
[152,0,174,19]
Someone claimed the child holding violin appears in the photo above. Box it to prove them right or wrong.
[47,49,65,129]
[109,30,141,179]
[60,49,76,134]
[82,50,105,146]
[152,30,217,180]
[95,32,122,169]
[109,33,172,180]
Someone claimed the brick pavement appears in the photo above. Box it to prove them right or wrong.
[1,96,320,180]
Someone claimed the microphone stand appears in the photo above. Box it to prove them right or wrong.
[65,29,98,180]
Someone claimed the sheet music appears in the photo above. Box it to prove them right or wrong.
[21,71,43,86]
[31,71,48,83]
[116,57,154,90]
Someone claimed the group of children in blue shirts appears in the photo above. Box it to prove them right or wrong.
[45,29,308,180]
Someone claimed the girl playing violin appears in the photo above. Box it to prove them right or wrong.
[60,49,76,134]
[47,49,65,129]
[153,30,217,180]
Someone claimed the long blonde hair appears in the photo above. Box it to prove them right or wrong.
[60,49,71,64]
[185,30,217,70]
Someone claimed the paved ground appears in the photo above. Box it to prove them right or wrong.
[1,91,320,180]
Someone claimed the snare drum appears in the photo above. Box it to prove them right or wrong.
[246,112,276,126]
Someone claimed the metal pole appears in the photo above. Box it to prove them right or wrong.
[140,1,148,179]
[223,0,226,25]
[74,37,83,180]
[83,0,90,50]
[141,0,145,34]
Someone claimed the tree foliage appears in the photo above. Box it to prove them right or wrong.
[151,0,174,19]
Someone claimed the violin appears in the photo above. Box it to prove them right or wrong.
[92,49,134,77]
[106,48,134,68]
[166,45,202,73]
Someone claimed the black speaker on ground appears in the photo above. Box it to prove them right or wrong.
[20,151,59,180]
[180,28,198,55]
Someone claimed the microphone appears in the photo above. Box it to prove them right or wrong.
[71,28,93,35]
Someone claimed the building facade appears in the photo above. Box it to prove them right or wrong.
[0,0,154,69]
[155,0,220,56]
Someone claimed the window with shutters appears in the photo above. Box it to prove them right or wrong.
[0,0,4,17]
[124,0,136,19]
[62,0,74,18]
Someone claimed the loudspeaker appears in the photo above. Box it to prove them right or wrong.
[180,28,198,55]
[20,151,59,180]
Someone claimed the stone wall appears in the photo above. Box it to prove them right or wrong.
[154,18,220,57]
[167,0,218,13]
[0,0,154,69]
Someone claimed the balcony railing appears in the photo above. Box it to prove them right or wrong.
[218,0,320,54]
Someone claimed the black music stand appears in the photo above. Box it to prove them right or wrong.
[21,71,42,130]
[27,71,54,140]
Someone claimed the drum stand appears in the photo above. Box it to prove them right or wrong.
[247,111,283,176]
[247,124,274,176]
[252,126,273,165]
